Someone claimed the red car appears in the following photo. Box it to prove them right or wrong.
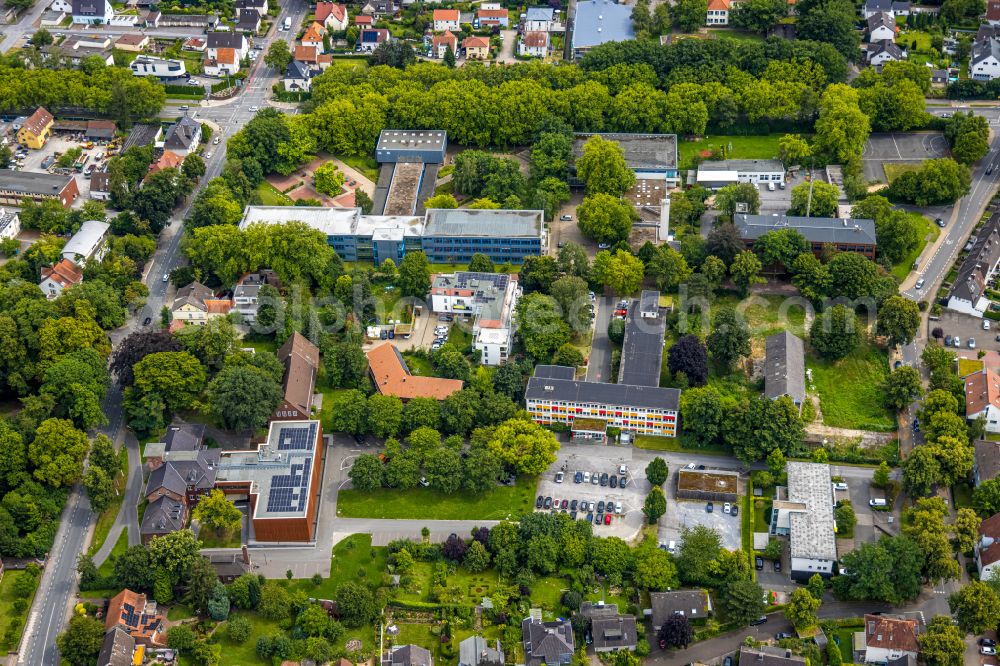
[604,514,612,525]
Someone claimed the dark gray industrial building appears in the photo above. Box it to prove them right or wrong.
[375,129,448,163]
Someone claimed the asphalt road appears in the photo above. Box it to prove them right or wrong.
[586,295,613,382]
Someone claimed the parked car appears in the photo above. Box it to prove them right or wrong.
[570,499,578,511]
[597,243,611,249]
[438,314,453,321]
[604,514,612,525]
[583,471,591,483]
[615,501,623,514]
[750,617,768,626]
[620,476,629,488]
[536,496,544,509]
[588,501,595,512]
[248,106,259,112]
[982,647,997,656]
[833,482,848,491]
[543,497,552,509]
[954,336,962,347]
[587,512,594,522]
[600,472,609,486]
[935,217,946,227]
[755,556,764,570]
[555,471,564,483]
[970,338,977,349]
[915,278,925,290]
[595,513,603,525]
[597,501,605,513]
[354,433,366,445]
[591,472,600,485]
[724,657,733,666]
[561,499,568,510]
[731,506,738,517]
[986,320,992,330]
[944,335,953,346]
[574,472,583,483]
[980,638,997,647]
[723,502,732,514]
[773,559,782,572]
[706,502,714,513]
[560,215,573,221]
[610,475,618,488]
[775,632,792,640]
[143,317,152,326]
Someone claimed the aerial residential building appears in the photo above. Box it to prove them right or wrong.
[570,0,635,58]
[106,589,166,646]
[235,0,267,18]
[459,637,503,666]
[236,9,262,33]
[856,614,920,664]
[283,60,314,92]
[735,214,877,260]
[867,39,905,66]
[974,439,1000,486]
[146,149,183,178]
[90,170,111,200]
[591,615,638,653]
[476,6,508,27]
[706,0,730,25]
[0,169,78,207]
[429,272,522,366]
[273,332,320,421]
[294,44,320,64]
[463,35,490,58]
[97,626,136,666]
[170,281,234,325]
[39,258,83,299]
[301,21,326,48]
[738,646,807,666]
[206,30,248,60]
[764,331,806,412]
[519,30,549,57]
[771,462,837,580]
[114,33,150,51]
[358,28,390,51]
[695,159,786,188]
[144,448,220,506]
[0,208,19,241]
[355,13,373,26]
[522,617,574,666]
[989,0,1000,25]
[525,6,555,31]
[367,342,464,400]
[947,212,1000,315]
[72,0,113,23]
[861,0,909,17]
[162,116,202,156]
[433,8,460,31]
[649,591,712,631]
[866,11,896,41]
[204,47,240,76]
[387,645,433,666]
[62,220,110,266]
[129,56,187,79]
[965,368,1000,432]
[16,107,53,149]
[976,511,1000,580]
[214,419,324,542]
[315,1,348,30]
[432,31,458,58]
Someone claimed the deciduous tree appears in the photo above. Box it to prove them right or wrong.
[575,135,636,196]
[487,418,560,476]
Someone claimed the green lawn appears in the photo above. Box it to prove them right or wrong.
[0,570,40,652]
[753,499,772,533]
[241,338,278,355]
[958,358,984,377]
[706,28,765,41]
[199,528,241,548]
[287,533,389,600]
[330,57,368,68]
[96,530,129,580]
[891,213,940,281]
[833,628,859,664]
[667,294,807,347]
[335,154,380,182]
[953,482,975,510]
[634,434,730,455]
[88,450,127,557]
[678,135,788,170]
[256,181,293,205]
[806,343,895,431]
[205,612,283,666]
[402,352,434,376]
[883,163,922,183]
[336,476,537,520]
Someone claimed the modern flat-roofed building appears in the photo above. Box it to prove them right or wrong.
[0,208,20,240]
[573,133,678,186]
[239,206,545,265]
[430,272,521,366]
[570,0,634,58]
[738,646,806,666]
[62,220,110,266]
[0,169,79,207]
[214,419,325,542]
[771,462,837,580]
[696,159,785,188]
[130,55,187,77]
[526,365,680,439]
[735,213,877,260]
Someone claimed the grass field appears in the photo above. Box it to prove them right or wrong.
[891,213,940,281]
[96,530,129,579]
[335,153,380,182]
[706,29,765,41]
[256,181,293,205]
[0,570,40,651]
[806,343,895,431]
[634,434,730,455]
[678,135,787,170]
[401,352,434,376]
[199,528,241,548]
[336,476,537,520]
[753,499,772,533]
[883,163,922,183]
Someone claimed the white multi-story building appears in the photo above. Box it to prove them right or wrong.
[947,213,1000,316]
[0,208,20,240]
[771,462,838,581]
[429,272,521,366]
[130,55,187,78]
[696,159,786,188]
[524,6,555,32]
[706,0,730,25]
[62,220,110,266]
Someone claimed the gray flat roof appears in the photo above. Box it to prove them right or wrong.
[618,293,665,388]
[377,129,447,151]
[572,0,634,50]
[423,208,543,238]
[698,159,784,173]
[534,365,577,381]
[526,376,679,411]
[0,169,74,195]
[736,214,877,246]
[573,133,677,171]
[786,462,837,561]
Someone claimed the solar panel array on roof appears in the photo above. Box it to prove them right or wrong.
[277,422,318,451]
[121,603,139,627]
[455,271,510,292]
[266,457,312,513]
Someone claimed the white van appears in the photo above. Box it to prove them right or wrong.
[869,498,887,507]
[283,16,291,30]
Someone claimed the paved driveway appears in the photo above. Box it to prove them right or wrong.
[586,295,613,382]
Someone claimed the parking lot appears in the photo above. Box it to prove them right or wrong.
[862,132,950,182]
[17,134,105,201]
[534,447,649,539]
[934,310,999,353]
[658,499,741,551]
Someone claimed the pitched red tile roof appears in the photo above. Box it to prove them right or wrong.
[980,512,1000,567]
[22,107,53,136]
[294,44,318,62]
[148,150,182,175]
[316,1,346,21]
[966,368,1000,418]
[302,21,326,42]
[367,343,463,400]
[463,36,490,48]
[864,615,919,654]
[354,14,373,24]
[433,8,459,20]
[707,0,730,9]
[477,8,508,17]
[214,47,237,64]
[432,30,457,49]
[107,589,165,646]
[41,258,83,290]
[523,31,548,47]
